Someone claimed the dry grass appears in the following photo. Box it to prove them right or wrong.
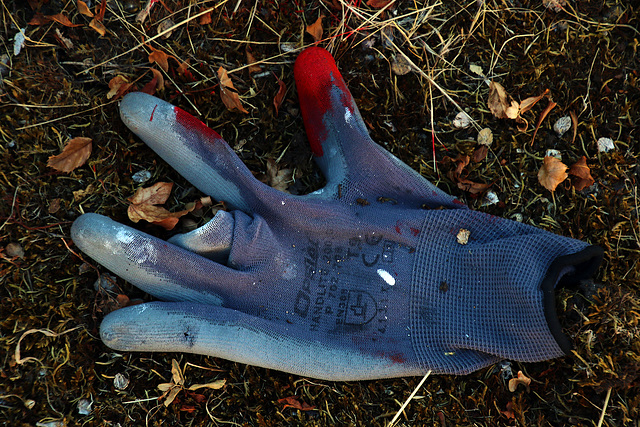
[1,0,639,425]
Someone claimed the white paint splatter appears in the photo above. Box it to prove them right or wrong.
[377,269,395,286]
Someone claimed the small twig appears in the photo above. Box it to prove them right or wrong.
[596,387,612,427]
[388,371,431,427]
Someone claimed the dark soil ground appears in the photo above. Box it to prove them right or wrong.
[1,0,639,425]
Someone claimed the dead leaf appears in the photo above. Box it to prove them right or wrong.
[444,155,491,194]
[127,182,194,230]
[148,46,172,72]
[89,17,107,36]
[508,371,532,392]
[488,81,519,120]
[264,158,292,192]
[569,156,595,191]
[537,156,568,191]
[278,396,316,411]
[306,15,323,42]
[73,184,95,201]
[217,66,249,114]
[569,110,578,144]
[95,0,106,21]
[54,29,73,49]
[141,68,164,95]
[47,137,92,172]
[136,0,157,24]
[530,99,556,144]
[367,0,395,8]
[77,0,94,17]
[472,145,488,163]
[501,402,516,420]
[107,75,133,99]
[198,9,212,25]
[188,379,226,391]
[157,18,175,39]
[519,89,549,115]
[29,13,82,27]
[273,74,287,116]
[246,49,262,74]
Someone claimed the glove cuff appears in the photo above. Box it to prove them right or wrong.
[542,245,604,354]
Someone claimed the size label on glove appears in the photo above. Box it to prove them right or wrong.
[293,233,402,334]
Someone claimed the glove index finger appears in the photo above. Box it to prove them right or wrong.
[120,92,262,212]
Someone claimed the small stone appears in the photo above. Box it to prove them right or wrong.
[553,116,571,136]
[391,55,411,76]
[94,273,118,292]
[132,170,152,184]
[545,149,562,159]
[453,111,471,129]
[481,190,499,207]
[5,242,25,258]
[114,373,130,390]
[456,229,471,245]
[597,137,615,153]
[477,128,493,146]
[77,398,92,415]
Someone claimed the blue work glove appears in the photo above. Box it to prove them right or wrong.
[71,47,602,380]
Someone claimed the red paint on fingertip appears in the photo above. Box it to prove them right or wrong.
[174,106,224,141]
[410,227,420,236]
[294,47,354,157]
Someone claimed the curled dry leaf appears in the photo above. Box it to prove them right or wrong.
[89,17,107,36]
[306,15,324,42]
[537,156,568,192]
[508,371,532,392]
[141,68,164,95]
[127,182,194,230]
[217,66,249,114]
[488,81,519,120]
[188,379,226,391]
[264,158,292,192]
[246,49,262,74]
[47,137,92,172]
[148,46,172,72]
[29,13,83,27]
[77,1,94,17]
[367,0,395,8]
[278,396,316,411]
[107,75,133,99]
[568,156,595,191]
[273,74,287,116]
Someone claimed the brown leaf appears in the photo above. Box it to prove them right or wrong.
[246,49,262,74]
[273,74,287,116]
[488,81,519,120]
[198,9,212,25]
[28,13,51,25]
[217,67,249,114]
[508,371,532,392]
[569,110,578,144]
[107,75,133,99]
[306,15,324,42]
[47,137,92,172]
[530,100,556,144]
[89,17,107,36]
[95,0,107,21]
[264,158,292,192]
[568,156,595,191]
[367,0,395,8]
[77,0,94,17]
[149,47,172,72]
[519,89,549,114]
[188,379,226,391]
[141,68,164,95]
[472,145,488,163]
[278,396,316,411]
[49,13,82,27]
[127,182,194,230]
[537,156,568,192]
[456,179,491,194]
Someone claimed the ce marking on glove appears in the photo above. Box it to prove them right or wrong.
[294,233,405,334]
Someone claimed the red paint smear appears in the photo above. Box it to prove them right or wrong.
[174,106,224,141]
[410,227,420,236]
[294,47,354,157]
[394,221,402,234]
[452,199,466,206]
[149,104,157,121]
[389,353,405,364]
